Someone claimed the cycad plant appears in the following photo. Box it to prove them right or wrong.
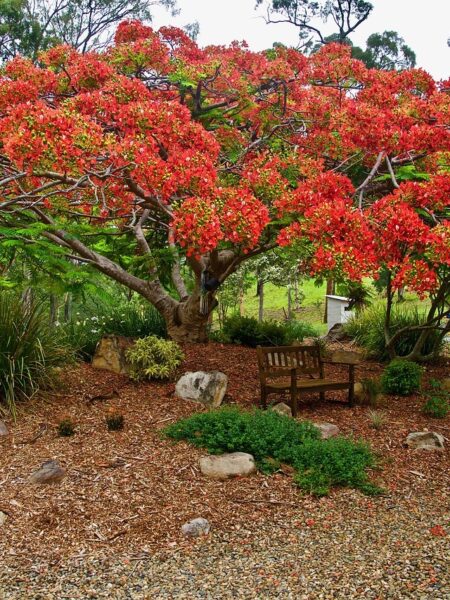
[0,293,72,417]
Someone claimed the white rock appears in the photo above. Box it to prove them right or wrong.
[29,460,66,484]
[0,420,8,436]
[199,452,256,480]
[406,432,445,451]
[272,402,292,417]
[176,371,228,407]
[181,518,210,537]
[314,422,340,439]
[0,512,7,526]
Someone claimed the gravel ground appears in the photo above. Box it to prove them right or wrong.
[0,350,448,599]
[1,491,448,599]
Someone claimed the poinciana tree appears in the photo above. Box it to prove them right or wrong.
[0,21,449,351]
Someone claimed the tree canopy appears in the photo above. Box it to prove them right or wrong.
[0,21,448,348]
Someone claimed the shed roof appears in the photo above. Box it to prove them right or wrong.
[325,295,351,302]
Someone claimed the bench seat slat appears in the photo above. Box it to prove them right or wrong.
[266,378,349,391]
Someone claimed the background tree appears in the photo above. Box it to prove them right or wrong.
[0,0,178,60]
[258,0,416,69]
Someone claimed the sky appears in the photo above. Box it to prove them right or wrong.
[151,0,450,80]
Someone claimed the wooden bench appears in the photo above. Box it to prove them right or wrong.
[256,345,357,416]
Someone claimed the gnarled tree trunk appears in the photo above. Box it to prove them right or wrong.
[163,291,214,343]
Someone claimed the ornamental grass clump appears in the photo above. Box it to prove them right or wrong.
[164,408,381,497]
[0,293,73,417]
[126,335,183,381]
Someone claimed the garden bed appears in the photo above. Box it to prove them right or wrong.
[0,343,448,597]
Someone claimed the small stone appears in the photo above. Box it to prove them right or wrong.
[314,422,340,439]
[175,371,228,408]
[29,460,66,484]
[406,432,444,451]
[272,402,292,417]
[199,452,256,480]
[0,511,7,526]
[0,420,8,436]
[181,517,210,538]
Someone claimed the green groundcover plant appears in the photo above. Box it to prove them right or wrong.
[422,380,449,418]
[164,408,382,496]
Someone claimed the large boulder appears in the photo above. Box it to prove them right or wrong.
[406,432,445,451]
[199,452,256,480]
[176,371,228,408]
[29,460,66,484]
[92,335,133,375]
[181,518,210,537]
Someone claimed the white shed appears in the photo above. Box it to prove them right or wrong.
[326,295,353,332]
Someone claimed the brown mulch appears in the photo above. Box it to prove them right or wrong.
[0,343,449,598]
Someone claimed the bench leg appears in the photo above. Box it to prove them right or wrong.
[291,390,298,417]
[261,388,267,410]
[348,365,355,406]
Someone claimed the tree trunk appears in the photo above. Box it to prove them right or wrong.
[64,292,72,322]
[287,285,292,321]
[257,279,264,323]
[323,279,335,323]
[163,291,214,343]
[49,294,58,326]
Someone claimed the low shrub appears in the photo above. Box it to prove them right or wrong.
[164,408,381,496]
[126,335,183,381]
[380,359,422,396]
[422,380,449,418]
[106,413,125,431]
[344,303,443,361]
[57,418,75,437]
[221,315,320,347]
[222,315,286,346]
[422,396,449,419]
[0,293,73,417]
[283,320,320,343]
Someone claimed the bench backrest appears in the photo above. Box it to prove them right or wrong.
[256,345,321,377]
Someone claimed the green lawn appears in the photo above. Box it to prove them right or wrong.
[242,280,328,333]
[240,279,427,334]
